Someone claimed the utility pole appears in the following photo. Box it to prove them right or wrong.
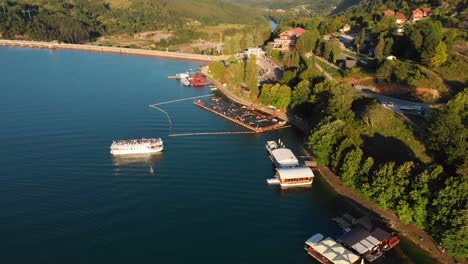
[2,2,6,15]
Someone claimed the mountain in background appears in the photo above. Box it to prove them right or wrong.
[233,0,360,15]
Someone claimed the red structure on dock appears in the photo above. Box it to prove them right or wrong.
[190,73,213,86]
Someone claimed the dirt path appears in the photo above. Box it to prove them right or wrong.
[312,164,460,264]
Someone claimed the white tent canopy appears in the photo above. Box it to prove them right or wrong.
[311,237,360,264]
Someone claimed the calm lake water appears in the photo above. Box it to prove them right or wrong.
[0,47,431,264]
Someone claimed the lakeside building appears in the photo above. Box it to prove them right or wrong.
[272,27,306,52]
[304,233,361,264]
[395,12,407,24]
[340,24,351,33]
[383,9,395,16]
[266,140,314,187]
[411,9,425,21]
[246,47,266,57]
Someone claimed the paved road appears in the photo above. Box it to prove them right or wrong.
[355,85,433,111]
[257,55,282,81]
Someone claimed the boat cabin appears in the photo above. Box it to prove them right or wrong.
[275,166,314,187]
[270,148,300,168]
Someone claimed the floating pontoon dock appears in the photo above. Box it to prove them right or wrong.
[194,97,287,133]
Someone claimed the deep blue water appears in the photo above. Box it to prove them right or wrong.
[0,47,426,264]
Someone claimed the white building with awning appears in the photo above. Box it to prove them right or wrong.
[272,166,314,187]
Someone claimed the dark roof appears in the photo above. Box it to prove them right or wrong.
[338,226,370,246]
[370,228,391,241]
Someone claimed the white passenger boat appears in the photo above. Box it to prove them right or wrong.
[176,72,190,79]
[110,138,163,155]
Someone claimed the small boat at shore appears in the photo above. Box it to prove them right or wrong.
[180,77,191,86]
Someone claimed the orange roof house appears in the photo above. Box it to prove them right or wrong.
[395,12,407,24]
[411,9,424,21]
[383,9,395,16]
[422,7,432,17]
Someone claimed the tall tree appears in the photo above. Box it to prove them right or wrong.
[290,79,311,109]
[428,89,468,165]
[244,55,259,99]
[374,35,385,60]
[431,41,448,67]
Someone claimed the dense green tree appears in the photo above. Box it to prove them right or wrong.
[384,37,394,56]
[410,165,443,228]
[323,39,341,63]
[290,80,311,109]
[374,35,385,60]
[441,210,468,258]
[244,55,259,98]
[259,83,291,109]
[309,120,346,165]
[296,29,320,56]
[209,61,225,80]
[341,147,364,187]
[407,20,443,65]
[354,28,366,53]
[428,89,468,165]
[326,83,355,121]
[431,41,448,67]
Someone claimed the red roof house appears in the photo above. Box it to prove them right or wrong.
[383,9,395,16]
[291,27,307,36]
[273,27,306,52]
[422,7,432,17]
[395,12,406,24]
[411,9,424,21]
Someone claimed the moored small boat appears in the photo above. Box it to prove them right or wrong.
[180,77,191,86]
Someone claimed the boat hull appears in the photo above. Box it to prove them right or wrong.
[280,180,313,187]
[110,146,163,155]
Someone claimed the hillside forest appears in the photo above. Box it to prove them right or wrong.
[0,0,271,52]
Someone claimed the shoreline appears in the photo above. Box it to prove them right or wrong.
[0,39,223,62]
[204,66,457,264]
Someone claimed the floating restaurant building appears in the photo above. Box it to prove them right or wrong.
[304,233,361,264]
[269,167,315,187]
[266,140,314,187]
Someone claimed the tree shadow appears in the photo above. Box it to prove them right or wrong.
[351,97,378,118]
[362,134,417,164]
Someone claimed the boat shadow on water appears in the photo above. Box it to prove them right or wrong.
[112,153,164,176]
